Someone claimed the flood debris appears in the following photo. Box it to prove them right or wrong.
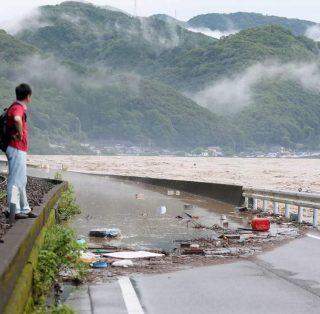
[184,204,196,210]
[89,228,121,238]
[90,261,109,269]
[157,206,167,215]
[103,251,165,259]
[76,239,86,245]
[112,260,134,268]
[79,251,100,264]
[135,193,145,200]
[251,217,270,232]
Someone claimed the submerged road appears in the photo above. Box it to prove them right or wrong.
[27,169,320,314]
[66,234,320,314]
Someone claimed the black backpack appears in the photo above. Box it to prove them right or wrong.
[0,107,11,153]
[0,103,23,153]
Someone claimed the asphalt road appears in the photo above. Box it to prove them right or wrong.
[66,234,320,314]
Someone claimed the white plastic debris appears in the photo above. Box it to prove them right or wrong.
[167,190,175,196]
[157,206,167,215]
[104,251,164,259]
[112,260,134,268]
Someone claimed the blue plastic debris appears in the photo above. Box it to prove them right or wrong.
[90,261,109,269]
[77,239,86,245]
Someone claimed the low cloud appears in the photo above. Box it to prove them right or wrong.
[187,27,238,39]
[193,61,320,114]
[305,25,320,41]
[0,8,51,35]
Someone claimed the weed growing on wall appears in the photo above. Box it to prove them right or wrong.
[57,185,81,221]
[30,183,86,313]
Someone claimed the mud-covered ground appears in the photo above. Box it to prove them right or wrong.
[0,176,55,241]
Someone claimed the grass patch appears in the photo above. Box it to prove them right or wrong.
[29,183,86,314]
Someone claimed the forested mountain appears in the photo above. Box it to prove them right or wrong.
[187,12,317,36]
[153,25,319,90]
[18,1,213,71]
[0,1,320,154]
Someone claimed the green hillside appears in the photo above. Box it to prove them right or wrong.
[19,1,213,71]
[0,1,320,153]
[0,24,227,153]
[187,12,316,36]
[154,25,319,90]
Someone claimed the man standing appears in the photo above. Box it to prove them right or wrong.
[6,84,36,219]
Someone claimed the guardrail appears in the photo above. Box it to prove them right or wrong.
[243,188,320,227]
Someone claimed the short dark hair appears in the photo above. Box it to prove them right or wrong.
[15,83,32,101]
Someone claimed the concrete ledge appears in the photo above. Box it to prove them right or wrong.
[107,175,243,206]
[0,178,68,314]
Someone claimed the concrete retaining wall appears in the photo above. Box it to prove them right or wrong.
[108,175,244,206]
[0,178,68,314]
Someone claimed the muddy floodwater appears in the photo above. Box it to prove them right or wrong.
[23,156,320,193]
[27,168,249,251]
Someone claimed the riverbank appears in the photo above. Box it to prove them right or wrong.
[20,156,320,193]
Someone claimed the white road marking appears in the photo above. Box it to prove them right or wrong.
[307,234,320,240]
[118,277,144,314]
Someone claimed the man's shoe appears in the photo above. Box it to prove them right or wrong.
[15,213,29,219]
[28,212,38,218]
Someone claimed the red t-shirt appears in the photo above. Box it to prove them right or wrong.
[7,102,28,152]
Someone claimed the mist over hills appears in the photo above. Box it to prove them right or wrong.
[1,1,320,154]
[187,12,317,37]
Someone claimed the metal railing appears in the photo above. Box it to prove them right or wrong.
[243,188,320,227]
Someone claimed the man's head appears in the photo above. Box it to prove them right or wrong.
[15,83,32,103]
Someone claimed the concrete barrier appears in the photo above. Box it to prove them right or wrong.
[0,178,68,314]
[108,175,244,206]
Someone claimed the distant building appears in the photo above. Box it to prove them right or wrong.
[207,146,223,157]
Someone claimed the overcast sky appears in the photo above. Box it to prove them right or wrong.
[1,0,320,23]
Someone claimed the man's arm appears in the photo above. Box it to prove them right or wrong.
[13,115,23,141]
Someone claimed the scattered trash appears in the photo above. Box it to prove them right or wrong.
[219,234,241,240]
[79,252,100,264]
[59,268,77,281]
[157,206,167,215]
[77,239,86,245]
[236,206,248,212]
[90,261,109,269]
[251,218,270,232]
[94,249,110,254]
[276,228,299,237]
[290,213,299,222]
[167,190,175,196]
[135,194,145,200]
[220,215,229,228]
[104,251,165,259]
[190,244,200,249]
[175,190,181,196]
[112,260,134,268]
[184,204,195,210]
[180,242,191,248]
[183,248,204,255]
[205,247,257,257]
[176,215,184,219]
[89,228,121,238]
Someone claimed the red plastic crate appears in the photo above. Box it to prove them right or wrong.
[251,218,270,232]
